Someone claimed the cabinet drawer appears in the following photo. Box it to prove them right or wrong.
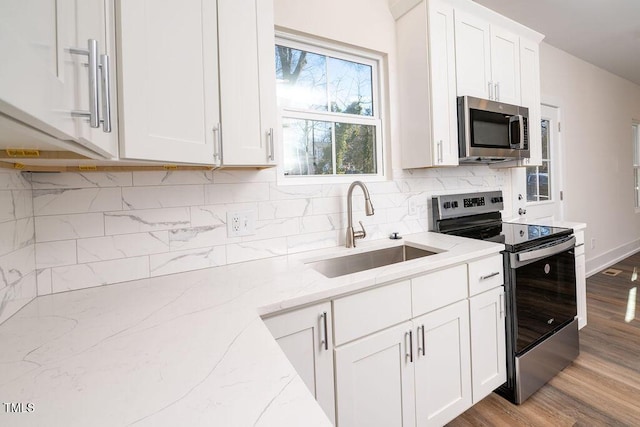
[333,280,412,346]
[412,264,467,317]
[468,255,504,296]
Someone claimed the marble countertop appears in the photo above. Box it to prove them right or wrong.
[0,232,503,426]
[504,216,587,232]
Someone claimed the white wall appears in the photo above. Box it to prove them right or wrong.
[539,43,640,274]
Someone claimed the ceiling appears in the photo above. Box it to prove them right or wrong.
[473,0,640,86]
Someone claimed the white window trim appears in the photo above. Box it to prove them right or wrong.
[633,121,640,212]
[275,31,387,186]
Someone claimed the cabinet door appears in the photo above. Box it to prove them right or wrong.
[469,286,506,403]
[454,9,491,100]
[0,0,76,140]
[414,300,472,427]
[428,0,458,166]
[117,0,218,164]
[489,26,520,105]
[71,0,118,158]
[519,38,542,166]
[217,0,277,166]
[575,252,587,329]
[335,321,416,427]
[263,303,335,424]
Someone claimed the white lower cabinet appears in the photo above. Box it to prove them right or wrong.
[335,321,416,427]
[574,230,587,329]
[262,302,336,424]
[469,286,506,403]
[413,300,472,426]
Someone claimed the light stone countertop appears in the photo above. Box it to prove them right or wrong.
[504,217,587,232]
[0,232,504,426]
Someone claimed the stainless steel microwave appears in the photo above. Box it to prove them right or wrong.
[457,96,530,163]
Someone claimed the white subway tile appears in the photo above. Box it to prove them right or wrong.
[122,185,204,210]
[258,198,311,220]
[0,170,31,190]
[0,217,34,257]
[149,246,226,277]
[30,172,133,189]
[287,231,339,253]
[0,271,37,324]
[226,238,287,264]
[212,169,276,184]
[204,183,270,204]
[132,170,214,186]
[0,245,35,290]
[0,189,33,223]
[35,240,77,269]
[169,226,236,251]
[243,218,300,242]
[77,232,170,263]
[104,208,190,235]
[311,197,344,215]
[300,214,341,234]
[269,183,322,200]
[35,213,104,242]
[51,256,149,293]
[33,188,122,215]
[36,268,52,296]
[190,203,257,227]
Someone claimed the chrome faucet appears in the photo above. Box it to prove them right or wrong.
[346,181,375,248]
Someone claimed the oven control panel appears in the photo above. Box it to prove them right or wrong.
[432,190,504,221]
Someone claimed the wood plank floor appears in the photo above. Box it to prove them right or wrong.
[448,252,640,427]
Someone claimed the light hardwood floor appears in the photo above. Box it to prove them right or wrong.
[448,253,640,426]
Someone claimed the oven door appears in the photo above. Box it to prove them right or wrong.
[509,236,577,354]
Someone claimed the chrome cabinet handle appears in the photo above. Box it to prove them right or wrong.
[213,123,221,161]
[495,82,500,101]
[319,311,328,351]
[437,140,443,163]
[488,81,494,100]
[480,271,500,281]
[267,128,275,161]
[99,54,111,133]
[70,39,100,128]
[405,330,413,363]
[417,325,425,356]
[499,292,505,318]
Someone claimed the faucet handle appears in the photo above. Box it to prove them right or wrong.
[354,220,367,240]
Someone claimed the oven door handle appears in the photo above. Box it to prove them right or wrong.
[513,236,576,266]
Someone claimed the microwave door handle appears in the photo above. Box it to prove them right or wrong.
[509,115,525,149]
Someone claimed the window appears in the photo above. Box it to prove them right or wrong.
[275,35,383,180]
[526,118,552,202]
[634,122,640,209]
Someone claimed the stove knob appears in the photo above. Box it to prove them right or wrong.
[443,202,451,209]
[452,201,459,208]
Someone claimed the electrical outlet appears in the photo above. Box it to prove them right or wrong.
[227,210,255,237]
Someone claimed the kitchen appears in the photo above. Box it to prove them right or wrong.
[1,0,639,425]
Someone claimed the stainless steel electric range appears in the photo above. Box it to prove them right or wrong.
[432,190,579,404]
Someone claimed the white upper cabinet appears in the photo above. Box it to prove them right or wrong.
[0,0,117,158]
[117,0,276,167]
[454,9,520,104]
[117,0,219,164]
[395,0,459,168]
[519,38,542,166]
[217,0,277,167]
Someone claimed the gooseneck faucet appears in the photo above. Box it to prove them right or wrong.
[346,180,375,248]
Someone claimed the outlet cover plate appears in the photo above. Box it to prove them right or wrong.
[227,210,255,237]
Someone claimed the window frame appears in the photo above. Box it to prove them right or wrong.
[275,31,386,185]
[526,117,553,205]
[633,121,640,211]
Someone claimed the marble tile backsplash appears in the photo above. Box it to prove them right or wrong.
[0,170,36,324]
[25,166,511,295]
[0,166,511,314]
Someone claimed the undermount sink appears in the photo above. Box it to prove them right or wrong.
[306,244,437,278]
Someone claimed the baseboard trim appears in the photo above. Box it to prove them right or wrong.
[586,238,640,277]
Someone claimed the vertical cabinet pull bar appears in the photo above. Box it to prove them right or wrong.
[416,325,426,356]
[70,39,100,128]
[420,325,426,356]
[267,128,275,161]
[319,311,328,351]
[499,292,505,318]
[99,54,112,133]
[213,124,221,161]
[488,81,494,100]
[437,140,443,164]
[405,330,413,363]
[495,82,500,101]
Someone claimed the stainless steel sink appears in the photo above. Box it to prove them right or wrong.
[306,244,437,278]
